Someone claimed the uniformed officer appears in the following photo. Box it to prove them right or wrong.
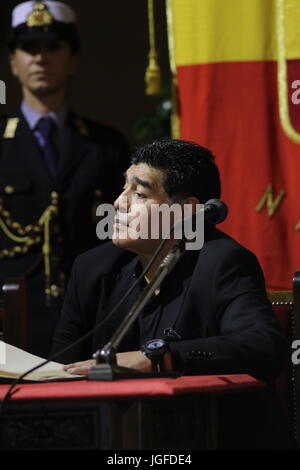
[0,1,130,357]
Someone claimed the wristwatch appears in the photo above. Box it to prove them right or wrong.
[141,338,168,372]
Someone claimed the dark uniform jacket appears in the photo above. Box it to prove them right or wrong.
[51,229,291,449]
[0,111,130,357]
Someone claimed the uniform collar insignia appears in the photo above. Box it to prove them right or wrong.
[3,118,20,138]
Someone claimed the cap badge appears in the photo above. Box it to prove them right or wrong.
[27,2,53,27]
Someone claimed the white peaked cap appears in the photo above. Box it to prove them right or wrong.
[12,1,76,28]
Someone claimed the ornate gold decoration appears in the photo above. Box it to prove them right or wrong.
[0,217,31,245]
[3,118,19,139]
[0,192,59,304]
[145,0,161,95]
[276,0,300,144]
[38,192,59,305]
[27,2,53,27]
[255,184,286,216]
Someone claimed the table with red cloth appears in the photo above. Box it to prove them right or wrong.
[0,374,265,450]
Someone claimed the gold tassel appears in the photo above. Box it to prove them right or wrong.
[39,192,58,306]
[145,0,161,95]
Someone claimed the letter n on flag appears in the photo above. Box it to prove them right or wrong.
[167,0,300,289]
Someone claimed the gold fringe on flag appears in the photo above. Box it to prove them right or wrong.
[276,0,300,145]
[145,0,161,95]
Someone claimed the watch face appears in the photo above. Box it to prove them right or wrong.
[147,339,165,350]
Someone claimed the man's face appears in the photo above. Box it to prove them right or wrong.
[112,163,173,256]
[10,40,78,96]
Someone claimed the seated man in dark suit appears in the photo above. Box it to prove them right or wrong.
[51,139,286,385]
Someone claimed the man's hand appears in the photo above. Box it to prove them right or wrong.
[62,351,152,375]
[63,359,96,375]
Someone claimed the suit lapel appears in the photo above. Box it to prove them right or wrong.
[159,251,199,336]
[92,261,141,352]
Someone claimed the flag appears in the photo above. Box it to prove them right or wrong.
[167,0,300,290]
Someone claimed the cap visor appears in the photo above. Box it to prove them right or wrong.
[11,30,60,44]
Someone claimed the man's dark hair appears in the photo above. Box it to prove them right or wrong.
[131,139,221,203]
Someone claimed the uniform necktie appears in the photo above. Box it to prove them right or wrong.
[36,117,59,177]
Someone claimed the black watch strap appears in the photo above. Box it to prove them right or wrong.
[141,338,168,372]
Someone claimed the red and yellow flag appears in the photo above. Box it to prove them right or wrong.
[167,0,300,290]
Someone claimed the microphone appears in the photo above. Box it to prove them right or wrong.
[203,199,228,225]
[170,199,228,243]
[171,199,227,234]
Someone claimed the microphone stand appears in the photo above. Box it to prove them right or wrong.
[88,238,186,381]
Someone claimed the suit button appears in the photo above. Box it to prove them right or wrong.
[4,185,14,194]
[51,192,59,204]
[50,284,61,297]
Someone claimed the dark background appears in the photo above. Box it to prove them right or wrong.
[0,0,171,148]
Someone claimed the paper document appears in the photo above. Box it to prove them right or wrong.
[0,341,82,381]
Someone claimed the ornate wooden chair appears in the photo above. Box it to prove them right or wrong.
[268,270,300,448]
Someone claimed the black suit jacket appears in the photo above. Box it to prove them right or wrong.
[0,111,130,356]
[52,228,287,382]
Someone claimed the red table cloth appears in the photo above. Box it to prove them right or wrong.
[0,374,264,403]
